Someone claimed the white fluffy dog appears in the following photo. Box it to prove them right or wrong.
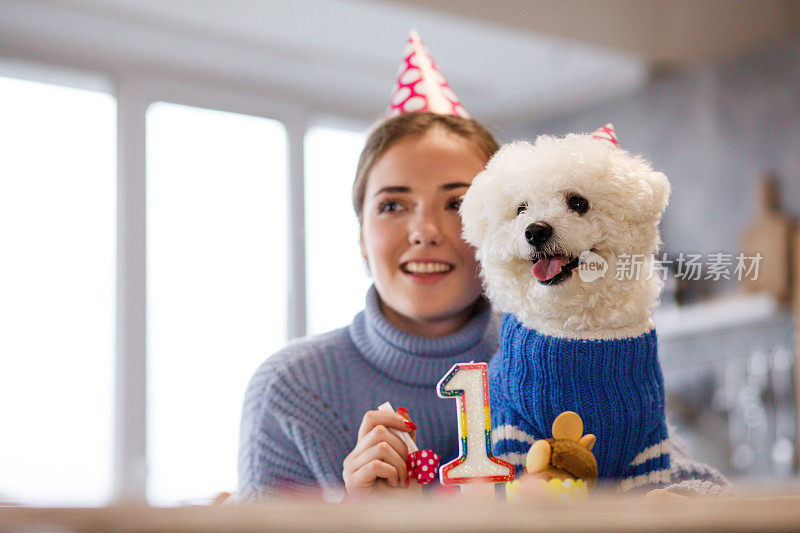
[461,125,673,490]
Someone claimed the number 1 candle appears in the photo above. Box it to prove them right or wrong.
[437,362,514,485]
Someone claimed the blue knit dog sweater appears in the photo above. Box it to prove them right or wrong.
[490,314,670,492]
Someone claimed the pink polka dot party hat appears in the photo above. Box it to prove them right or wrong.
[387,29,469,118]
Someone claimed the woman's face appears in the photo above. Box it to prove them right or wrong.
[360,127,486,337]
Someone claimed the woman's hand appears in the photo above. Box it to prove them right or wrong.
[342,408,417,498]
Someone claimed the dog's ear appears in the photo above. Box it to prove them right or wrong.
[629,169,671,223]
[461,141,540,250]
[459,168,491,248]
[460,141,533,248]
[644,170,671,222]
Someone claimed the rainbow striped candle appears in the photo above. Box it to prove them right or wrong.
[437,362,514,485]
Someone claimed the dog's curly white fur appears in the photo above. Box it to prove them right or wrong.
[460,133,670,340]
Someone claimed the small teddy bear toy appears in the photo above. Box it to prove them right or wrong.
[526,411,598,486]
[507,411,597,501]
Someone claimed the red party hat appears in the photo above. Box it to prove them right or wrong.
[590,123,619,147]
[387,29,469,118]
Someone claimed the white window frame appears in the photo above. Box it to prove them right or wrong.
[1,54,371,502]
[113,73,314,502]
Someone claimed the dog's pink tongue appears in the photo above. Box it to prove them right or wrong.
[532,256,570,281]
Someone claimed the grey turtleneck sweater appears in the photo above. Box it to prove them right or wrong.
[237,285,499,500]
[237,286,729,500]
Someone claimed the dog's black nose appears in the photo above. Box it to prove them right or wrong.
[525,222,553,247]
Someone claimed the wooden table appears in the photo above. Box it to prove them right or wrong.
[2,494,800,532]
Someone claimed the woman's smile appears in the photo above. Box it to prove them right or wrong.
[400,259,456,283]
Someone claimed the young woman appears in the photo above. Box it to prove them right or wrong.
[237,112,500,500]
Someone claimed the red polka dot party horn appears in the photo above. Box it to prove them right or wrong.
[378,402,442,490]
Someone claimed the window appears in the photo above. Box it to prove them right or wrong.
[304,126,371,335]
[0,74,116,506]
[0,62,362,506]
[146,102,288,504]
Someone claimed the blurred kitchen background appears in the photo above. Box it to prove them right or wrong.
[1,0,799,506]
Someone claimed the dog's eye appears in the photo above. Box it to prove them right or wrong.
[516,202,528,216]
[566,194,589,215]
